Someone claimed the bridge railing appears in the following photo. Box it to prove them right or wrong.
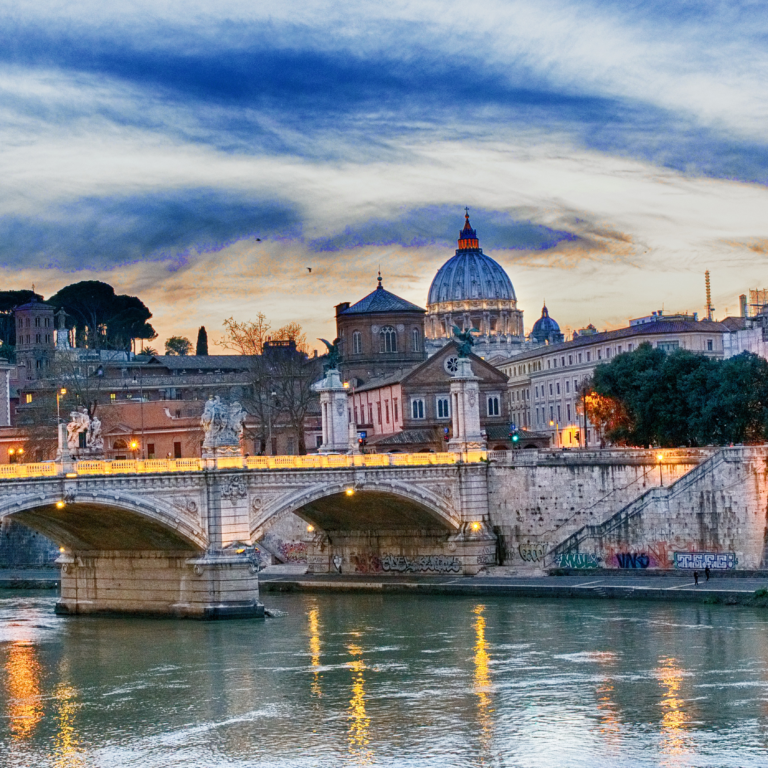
[0,450,489,480]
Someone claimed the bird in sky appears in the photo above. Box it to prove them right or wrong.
[307,267,312,273]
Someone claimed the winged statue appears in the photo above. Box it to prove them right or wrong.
[452,325,478,358]
[318,337,342,372]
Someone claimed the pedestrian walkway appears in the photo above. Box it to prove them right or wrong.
[260,571,768,606]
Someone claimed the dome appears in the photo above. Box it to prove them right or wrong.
[530,304,563,344]
[427,212,516,306]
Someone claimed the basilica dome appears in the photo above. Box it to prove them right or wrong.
[530,304,564,345]
[427,213,516,305]
[425,211,524,350]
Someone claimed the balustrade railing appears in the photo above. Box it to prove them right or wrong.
[0,450,481,480]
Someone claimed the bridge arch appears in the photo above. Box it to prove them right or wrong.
[252,477,461,538]
[0,484,206,552]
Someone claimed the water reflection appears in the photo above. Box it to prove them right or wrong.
[472,605,493,760]
[308,606,322,698]
[5,640,43,740]
[595,681,622,750]
[347,640,372,765]
[656,656,691,766]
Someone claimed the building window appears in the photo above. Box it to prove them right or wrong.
[707,339,713,351]
[352,331,362,354]
[565,380,570,393]
[25,393,32,403]
[368,404,373,424]
[557,404,561,421]
[550,406,554,421]
[436,396,450,418]
[586,352,591,362]
[561,357,565,366]
[556,383,560,395]
[411,328,420,352]
[658,341,680,352]
[567,404,571,421]
[110,393,116,401]
[597,349,601,360]
[628,343,633,352]
[380,326,397,353]
[377,402,382,424]
[25,318,29,328]
[385,400,390,423]
[547,360,551,369]
[549,383,553,396]
[34,317,39,327]
[411,398,425,419]
[487,395,500,417]
[147,443,155,459]
[316,435,323,448]
[173,441,182,459]
[393,398,399,422]
[578,353,582,363]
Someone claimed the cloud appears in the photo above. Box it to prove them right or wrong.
[309,205,578,253]
[0,190,302,270]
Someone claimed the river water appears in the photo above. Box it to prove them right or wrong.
[2,590,768,767]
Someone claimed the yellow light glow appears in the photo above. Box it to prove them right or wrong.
[343,382,350,388]
[656,657,691,760]
[17,448,23,455]
[235,548,245,554]
[60,388,67,395]
[6,641,43,740]
[309,607,322,698]
[130,441,139,450]
[65,473,77,478]
[549,420,555,426]
[657,453,664,462]
[8,448,14,455]
[473,605,493,756]
[345,488,354,496]
[471,522,481,531]
[307,525,315,533]
[59,547,66,553]
[347,643,372,762]
[55,501,65,509]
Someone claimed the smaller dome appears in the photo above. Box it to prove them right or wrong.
[530,304,563,344]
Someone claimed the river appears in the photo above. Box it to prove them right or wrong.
[1,590,768,767]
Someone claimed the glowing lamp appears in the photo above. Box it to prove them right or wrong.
[60,388,67,395]
[471,522,481,531]
[7,448,14,455]
[656,453,664,462]
[59,547,66,553]
[55,500,65,509]
[130,441,139,450]
[345,488,355,496]
[306,525,315,533]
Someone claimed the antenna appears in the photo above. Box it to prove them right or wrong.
[705,271,713,320]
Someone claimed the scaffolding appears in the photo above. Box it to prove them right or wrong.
[749,289,768,317]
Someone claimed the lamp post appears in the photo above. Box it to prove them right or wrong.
[656,452,664,486]
[549,419,560,448]
[56,387,67,425]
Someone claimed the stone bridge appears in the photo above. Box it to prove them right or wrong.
[3,446,766,618]
[0,452,494,618]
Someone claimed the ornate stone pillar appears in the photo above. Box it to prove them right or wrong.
[448,359,487,453]
[314,368,352,453]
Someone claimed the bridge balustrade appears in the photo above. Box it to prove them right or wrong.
[0,450,478,481]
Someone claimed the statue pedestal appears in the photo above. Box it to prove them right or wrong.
[448,358,487,453]
[314,369,352,453]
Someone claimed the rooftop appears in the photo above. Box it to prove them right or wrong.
[340,274,425,315]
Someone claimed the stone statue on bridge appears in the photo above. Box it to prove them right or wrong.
[65,407,105,456]
[202,396,246,456]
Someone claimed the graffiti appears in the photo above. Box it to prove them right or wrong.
[476,546,496,566]
[381,554,461,574]
[279,541,308,563]
[332,555,343,573]
[674,552,737,570]
[518,541,547,563]
[351,552,383,574]
[615,553,651,569]
[552,553,601,569]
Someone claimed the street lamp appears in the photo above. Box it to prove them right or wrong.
[549,419,560,448]
[130,439,140,460]
[56,387,67,424]
[656,452,664,486]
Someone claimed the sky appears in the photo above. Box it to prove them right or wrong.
[1,0,767,353]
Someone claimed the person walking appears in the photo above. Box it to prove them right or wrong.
[694,571,699,586]
[705,566,711,581]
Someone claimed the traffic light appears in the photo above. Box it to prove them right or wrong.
[509,423,520,445]
[443,427,450,443]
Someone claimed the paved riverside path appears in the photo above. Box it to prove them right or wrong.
[259,572,768,605]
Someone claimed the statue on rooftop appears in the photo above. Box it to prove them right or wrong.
[318,337,342,372]
[452,326,478,358]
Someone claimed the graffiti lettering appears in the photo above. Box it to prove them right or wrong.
[518,542,547,563]
[616,553,651,569]
[476,553,496,565]
[279,541,308,563]
[351,553,383,574]
[552,553,601,569]
[674,552,737,570]
[381,554,461,574]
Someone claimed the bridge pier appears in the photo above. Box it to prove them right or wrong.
[56,549,264,619]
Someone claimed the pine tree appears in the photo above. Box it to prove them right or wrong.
[196,326,209,356]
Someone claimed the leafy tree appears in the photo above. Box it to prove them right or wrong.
[586,343,768,446]
[196,326,209,356]
[48,281,156,351]
[165,336,192,356]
